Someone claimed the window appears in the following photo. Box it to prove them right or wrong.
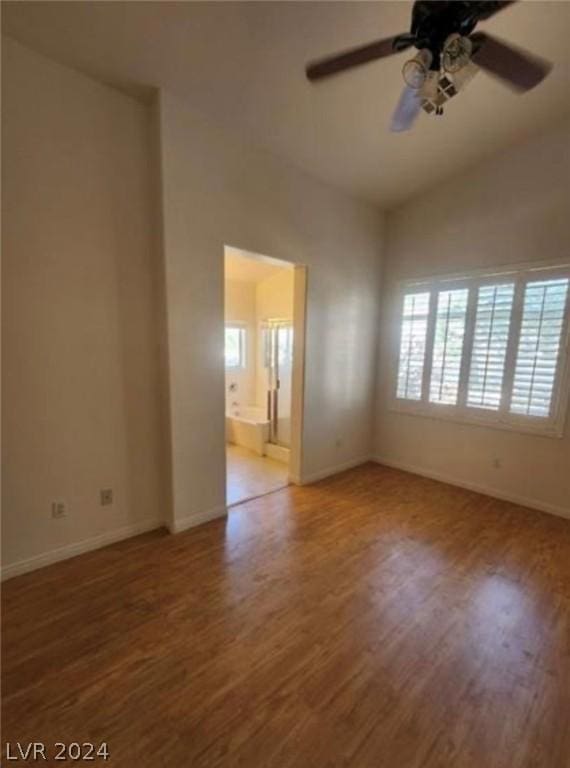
[511,279,569,417]
[429,289,468,405]
[396,292,430,400]
[393,264,570,436]
[225,325,246,368]
[467,283,515,410]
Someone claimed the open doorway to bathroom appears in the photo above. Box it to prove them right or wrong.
[224,246,305,506]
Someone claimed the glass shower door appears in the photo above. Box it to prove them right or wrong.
[263,320,293,448]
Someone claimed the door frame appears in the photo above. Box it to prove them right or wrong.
[289,264,307,485]
[223,245,307,487]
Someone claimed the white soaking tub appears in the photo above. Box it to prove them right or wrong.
[226,406,270,456]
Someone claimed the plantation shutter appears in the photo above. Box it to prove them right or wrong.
[467,283,515,410]
[510,278,569,417]
[429,288,469,405]
[396,292,430,401]
[394,266,569,435]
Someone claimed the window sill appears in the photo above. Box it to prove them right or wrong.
[389,399,566,439]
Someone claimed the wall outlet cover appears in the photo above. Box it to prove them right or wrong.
[51,501,66,519]
[100,489,113,506]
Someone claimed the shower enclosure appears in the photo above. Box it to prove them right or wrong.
[262,319,294,449]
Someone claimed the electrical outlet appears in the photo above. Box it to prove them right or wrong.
[100,489,113,506]
[51,501,66,519]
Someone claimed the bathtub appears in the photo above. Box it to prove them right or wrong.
[226,406,270,456]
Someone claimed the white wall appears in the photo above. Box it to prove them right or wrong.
[158,90,384,530]
[375,118,570,518]
[1,39,165,576]
[224,279,257,411]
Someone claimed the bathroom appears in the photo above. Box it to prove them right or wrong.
[224,246,297,506]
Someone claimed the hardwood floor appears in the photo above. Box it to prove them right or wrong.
[3,463,570,767]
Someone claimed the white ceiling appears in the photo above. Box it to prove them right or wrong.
[3,1,570,208]
[225,247,291,284]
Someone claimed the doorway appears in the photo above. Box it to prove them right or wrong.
[224,246,306,506]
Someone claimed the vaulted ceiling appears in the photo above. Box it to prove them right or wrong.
[3,1,570,207]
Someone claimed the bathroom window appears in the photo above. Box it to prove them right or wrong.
[225,325,246,369]
[392,262,570,437]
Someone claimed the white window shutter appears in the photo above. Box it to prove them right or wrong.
[396,292,430,401]
[510,278,569,417]
[467,283,515,410]
[429,289,469,405]
[393,266,570,436]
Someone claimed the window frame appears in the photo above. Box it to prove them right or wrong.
[389,260,570,438]
[224,323,247,370]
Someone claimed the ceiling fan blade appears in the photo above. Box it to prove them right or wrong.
[471,32,552,92]
[306,34,410,81]
[390,86,422,133]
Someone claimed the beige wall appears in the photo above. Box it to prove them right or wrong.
[224,279,257,410]
[375,118,570,518]
[1,40,384,569]
[256,269,295,324]
[158,90,384,530]
[1,39,165,575]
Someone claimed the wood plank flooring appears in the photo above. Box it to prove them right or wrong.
[2,463,570,767]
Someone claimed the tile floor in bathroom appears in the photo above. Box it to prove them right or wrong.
[226,444,289,506]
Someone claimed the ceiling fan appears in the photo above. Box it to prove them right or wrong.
[305,1,552,132]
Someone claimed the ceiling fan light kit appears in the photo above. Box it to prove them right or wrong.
[402,49,433,88]
[442,33,473,73]
[305,1,552,132]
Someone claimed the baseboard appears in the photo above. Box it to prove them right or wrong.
[168,504,227,534]
[1,518,164,582]
[299,456,372,486]
[373,456,570,521]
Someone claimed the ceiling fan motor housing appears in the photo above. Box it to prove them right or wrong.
[410,1,484,69]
